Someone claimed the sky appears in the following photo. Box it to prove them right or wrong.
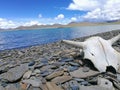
[0,0,120,29]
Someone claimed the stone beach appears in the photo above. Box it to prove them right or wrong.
[0,29,120,90]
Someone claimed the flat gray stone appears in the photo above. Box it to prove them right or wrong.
[22,79,42,88]
[70,67,99,78]
[46,70,64,80]
[52,76,72,84]
[80,86,113,90]
[5,84,18,90]
[0,64,29,82]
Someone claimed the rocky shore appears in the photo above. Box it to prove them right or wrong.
[0,29,120,90]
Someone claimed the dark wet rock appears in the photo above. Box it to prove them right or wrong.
[46,70,64,80]
[52,76,72,84]
[28,61,35,66]
[0,64,29,82]
[70,68,99,78]
[59,58,74,62]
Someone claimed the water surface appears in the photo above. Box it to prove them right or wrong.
[0,24,120,50]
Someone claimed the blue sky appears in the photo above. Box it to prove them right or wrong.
[0,0,120,29]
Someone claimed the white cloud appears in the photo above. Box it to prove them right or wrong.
[71,17,77,22]
[55,14,64,20]
[68,0,120,21]
[67,0,101,11]
[38,14,42,18]
[0,18,17,29]
[23,21,42,26]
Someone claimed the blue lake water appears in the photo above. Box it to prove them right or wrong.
[0,24,120,50]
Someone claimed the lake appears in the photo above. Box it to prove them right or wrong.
[0,24,120,50]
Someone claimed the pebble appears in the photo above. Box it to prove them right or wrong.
[34,69,41,74]
[23,70,32,79]
[28,61,35,66]
[46,70,64,80]
[68,66,79,72]
[34,63,45,69]
[69,62,80,66]
[40,58,48,64]
[60,58,74,62]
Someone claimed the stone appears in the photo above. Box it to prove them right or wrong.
[69,62,80,66]
[23,70,32,79]
[69,80,80,90]
[5,84,18,90]
[0,64,29,82]
[67,66,79,72]
[34,69,41,74]
[22,79,42,88]
[70,68,99,78]
[80,81,90,86]
[34,63,44,69]
[52,76,72,84]
[41,84,49,90]
[46,82,63,90]
[80,86,113,90]
[40,71,50,77]
[20,82,28,90]
[59,58,74,62]
[28,61,35,66]
[40,58,48,64]
[46,70,64,80]
[74,78,85,82]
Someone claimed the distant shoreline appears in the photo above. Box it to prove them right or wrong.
[1,21,120,31]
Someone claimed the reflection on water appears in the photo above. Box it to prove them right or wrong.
[0,24,120,50]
